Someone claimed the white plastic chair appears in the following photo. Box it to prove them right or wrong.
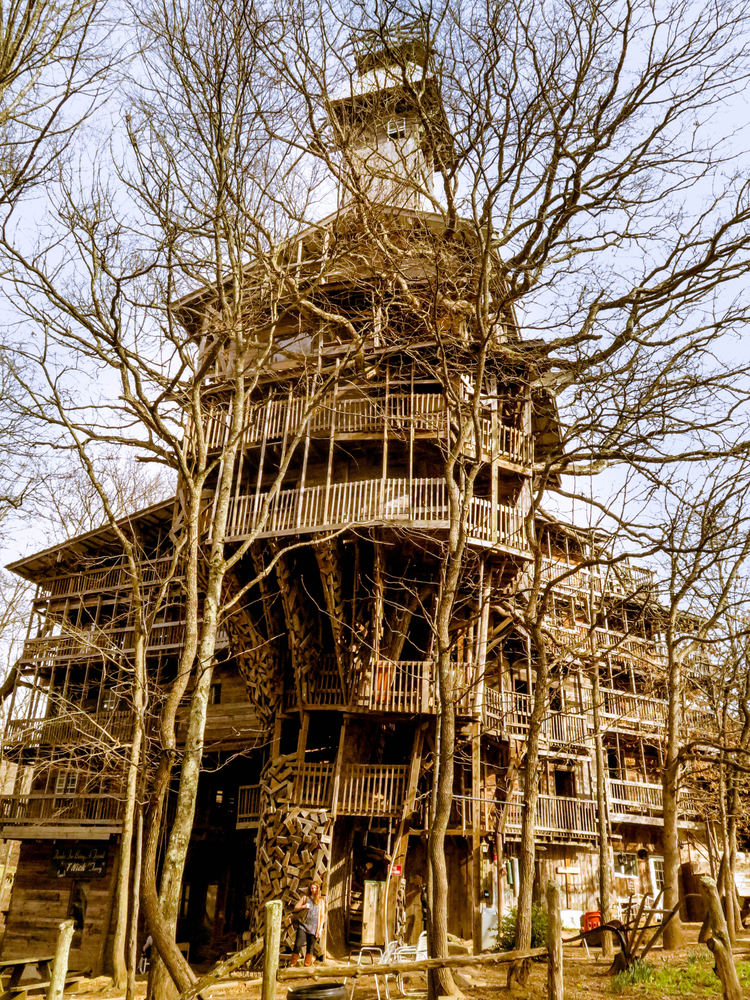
[393,932,428,996]
[348,940,398,1000]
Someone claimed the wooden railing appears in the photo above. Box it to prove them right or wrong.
[607,779,663,814]
[540,559,653,599]
[355,660,475,715]
[267,762,409,818]
[483,686,504,731]
[338,764,408,817]
[449,794,499,834]
[237,784,261,825]
[225,478,526,549]
[300,658,347,707]
[445,792,597,839]
[200,394,533,468]
[599,688,667,728]
[296,763,335,808]
[505,792,597,839]
[41,559,179,600]
[546,623,665,667]
[20,621,186,663]
[294,658,477,716]
[0,793,124,827]
[502,692,588,747]
[4,711,132,747]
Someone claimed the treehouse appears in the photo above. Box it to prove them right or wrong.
[0,34,707,973]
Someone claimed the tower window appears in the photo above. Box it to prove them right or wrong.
[55,771,78,795]
[387,118,407,140]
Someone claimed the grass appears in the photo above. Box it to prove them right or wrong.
[609,949,750,996]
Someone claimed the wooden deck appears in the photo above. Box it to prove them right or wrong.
[599,687,667,730]
[237,761,409,825]
[225,477,527,549]
[200,392,533,468]
[19,621,186,665]
[442,791,597,842]
[4,710,132,747]
[0,793,124,831]
[290,656,478,716]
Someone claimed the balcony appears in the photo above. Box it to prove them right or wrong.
[200,393,533,469]
[599,688,667,731]
[540,559,653,600]
[4,710,132,747]
[19,621,186,665]
[39,559,179,600]
[0,793,124,837]
[607,779,663,821]
[486,690,588,750]
[444,792,597,842]
[289,656,477,716]
[237,762,408,826]
[546,623,665,668]
[606,778,695,824]
[225,478,527,550]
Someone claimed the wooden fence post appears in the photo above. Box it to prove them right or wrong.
[699,876,741,1000]
[547,881,563,1000]
[261,899,282,1000]
[46,919,75,1000]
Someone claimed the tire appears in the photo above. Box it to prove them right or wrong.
[286,984,347,999]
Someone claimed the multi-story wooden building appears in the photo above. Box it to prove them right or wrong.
[0,37,701,972]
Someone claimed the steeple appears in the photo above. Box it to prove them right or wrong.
[329,30,452,212]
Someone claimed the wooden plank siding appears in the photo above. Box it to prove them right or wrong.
[1,839,116,975]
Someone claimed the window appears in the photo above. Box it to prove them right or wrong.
[554,770,575,798]
[387,118,407,140]
[55,771,78,795]
[179,882,190,920]
[614,852,638,877]
[210,683,222,706]
[215,789,224,806]
[651,856,665,892]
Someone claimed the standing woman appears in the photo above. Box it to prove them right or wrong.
[291,882,326,967]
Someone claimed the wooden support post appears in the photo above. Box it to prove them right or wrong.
[46,919,75,1000]
[471,720,483,954]
[261,900,283,1000]
[699,876,741,1000]
[546,882,563,1000]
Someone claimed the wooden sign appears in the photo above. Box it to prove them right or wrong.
[50,842,109,879]
[556,866,580,875]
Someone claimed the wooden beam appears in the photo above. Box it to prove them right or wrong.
[278,946,548,981]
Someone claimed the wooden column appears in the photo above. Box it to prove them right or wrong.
[46,919,75,1000]
[471,720,483,954]
[546,881,563,1000]
[261,900,282,1000]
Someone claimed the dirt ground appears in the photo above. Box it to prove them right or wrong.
[67,924,750,999]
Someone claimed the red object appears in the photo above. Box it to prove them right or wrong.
[582,911,601,933]
[393,865,402,876]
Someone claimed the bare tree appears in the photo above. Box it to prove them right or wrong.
[7,0,750,992]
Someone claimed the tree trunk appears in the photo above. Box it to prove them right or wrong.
[126,802,144,1000]
[112,631,146,988]
[508,631,548,987]
[699,876,742,1000]
[427,623,460,996]
[592,664,613,959]
[662,645,684,950]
